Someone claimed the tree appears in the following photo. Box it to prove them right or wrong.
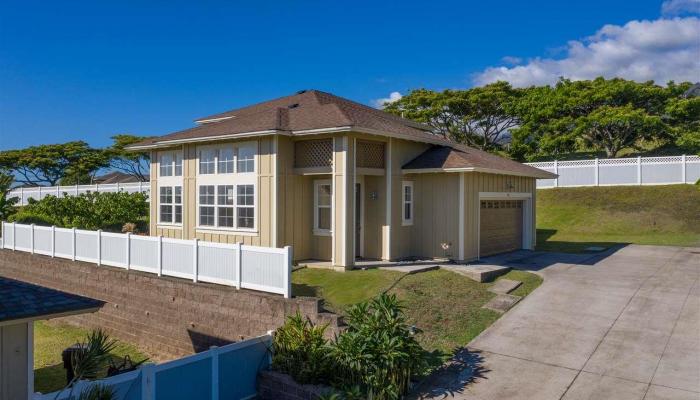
[384,82,522,150]
[0,141,109,186]
[575,105,666,157]
[106,135,151,181]
[665,96,700,155]
[0,174,19,221]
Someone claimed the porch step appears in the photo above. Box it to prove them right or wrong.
[377,264,440,274]
[488,278,522,295]
[440,264,511,283]
[482,294,522,313]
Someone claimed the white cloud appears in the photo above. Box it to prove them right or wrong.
[371,91,403,108]
[501,56,522,65]
[662,0,700,15]
[473,17,700,87]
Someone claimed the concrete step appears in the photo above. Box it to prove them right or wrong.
[441,264,511,283]
[378,264,440,274]
[482,294,522,313]
[488,278,522,294]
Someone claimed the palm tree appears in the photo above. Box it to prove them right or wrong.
[0,173,19,221]
[54,330,118,400]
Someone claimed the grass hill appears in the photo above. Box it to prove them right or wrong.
[536,185,700,252]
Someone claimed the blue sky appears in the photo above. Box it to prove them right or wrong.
[0,0,696,150]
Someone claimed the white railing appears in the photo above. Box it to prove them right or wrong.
[8,182,150,205]
[34,332,272,400]
[526,155,700,188]
[1,222,292,298]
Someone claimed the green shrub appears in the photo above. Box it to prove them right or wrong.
[271,313,331,384]
[271,294,426,400]
[8,191,148,232]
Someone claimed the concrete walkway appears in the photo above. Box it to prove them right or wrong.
[412,245,700,400]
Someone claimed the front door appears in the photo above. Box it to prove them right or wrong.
[355,182,362,258]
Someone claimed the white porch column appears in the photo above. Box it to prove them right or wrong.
[332,136,354,268]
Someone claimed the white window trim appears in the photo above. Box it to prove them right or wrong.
[196,141,257,176]
[313,179,332,236]
[157,185,183,227]
[402,181,414,226]
[195,182,258,233]
[158,149,183,179]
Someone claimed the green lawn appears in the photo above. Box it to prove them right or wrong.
[293,268,542,365]
[34,321,150,394]
[537,185,700,253]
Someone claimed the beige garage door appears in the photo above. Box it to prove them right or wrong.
[480,200,523,257]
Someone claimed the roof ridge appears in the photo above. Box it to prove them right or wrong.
[195,91,315,122]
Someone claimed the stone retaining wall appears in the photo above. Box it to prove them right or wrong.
[0,249,338,359]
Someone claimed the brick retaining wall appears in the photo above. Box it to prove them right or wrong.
[0,249,338,359]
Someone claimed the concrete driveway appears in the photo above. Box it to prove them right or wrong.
[413,245,700,400]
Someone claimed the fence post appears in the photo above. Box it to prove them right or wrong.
[283,246,292,299]
[12,222,16,251]
[0,221,3,249]
[19,187,24,205]
[553,160,559,188]
[126,232,131,270]
[116,182,120,192]
[236,242,242,290]
[158,236,163,276]
[75,183,79,196]
[96,229,102,266]
[637,156,642,185]
[594,158,599,186]
[682,154,687,183]
[56,185,60,197]
[210,346,220,400]
[72,227,76,261]
[38,186,42,200]
[51,226,55,258]
[30,224,35,254]
[141,364,155,400]
[193,238,199,283]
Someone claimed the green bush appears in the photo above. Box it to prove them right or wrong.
[271,294,426,400]
[271,313,331,384]
[8,191,148,232]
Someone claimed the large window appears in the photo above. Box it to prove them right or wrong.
[197,142,256,175]
[159,186,182,224]
[159,151,183,177]
[314,180,332,236]
[198,184,256,230]
[402,181,413,226]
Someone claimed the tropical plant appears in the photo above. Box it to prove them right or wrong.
[271,313,331,384]
[0,173,19,221]
[329,294,426,400]
[54,330,118,400]
[76,384,116,400]
[10,191,148,232]
[106,135,151,182]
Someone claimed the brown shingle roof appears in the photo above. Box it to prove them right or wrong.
[129,90,447,148]
[403,146,557,179]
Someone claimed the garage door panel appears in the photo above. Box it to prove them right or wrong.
[480,200,523,256]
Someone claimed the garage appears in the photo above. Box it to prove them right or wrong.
[479,200,524,256]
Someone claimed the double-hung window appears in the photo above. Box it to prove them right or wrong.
[402,181,413,226]
[314,180,332,236]
[158,149,184,226]
[159,186,182,224]
[196,142,257,231]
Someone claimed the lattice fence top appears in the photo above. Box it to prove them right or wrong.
[527,155,700,169]
[294,139,333,168]
[356,140,385,168]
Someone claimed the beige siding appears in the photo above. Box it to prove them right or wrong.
[0,322,29,400]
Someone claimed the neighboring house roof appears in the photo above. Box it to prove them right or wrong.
[0,277,103,325]
[94,171,149,184]
[683,82,700,98]
[403,146,558,179]
[128,90,451,149]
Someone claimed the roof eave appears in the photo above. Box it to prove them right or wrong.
[126,130,288,150]
[402,166,558,179]
[0,305,102,327]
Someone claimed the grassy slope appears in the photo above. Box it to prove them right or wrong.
[34,321,149,394]
[293,268,542,360]
[537,185,700,252]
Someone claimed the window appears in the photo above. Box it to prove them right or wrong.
[402,181,413,226]
[199,149,216,175]
[314,180,332,235]
[159,186,182,224]
[218,148,235,174]
[237,144,255,173]
[197,142,256,175]
[159,151,182,177]
[198,184,256,230]
[199,185,216,226]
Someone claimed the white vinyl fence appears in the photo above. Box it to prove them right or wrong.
[8,182,150,205]
[34,332,272,400]
[526,155,700,189]
[1,222,292,298]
